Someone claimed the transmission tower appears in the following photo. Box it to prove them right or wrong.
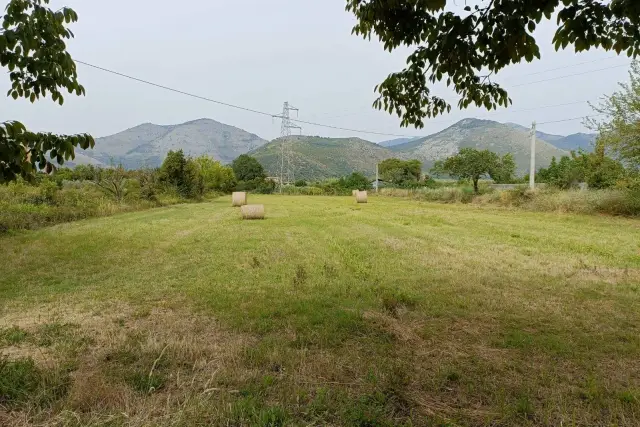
[274,102,301,190]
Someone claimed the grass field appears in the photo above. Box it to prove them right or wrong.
[1,195,639,426]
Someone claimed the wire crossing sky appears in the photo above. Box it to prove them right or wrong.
[1,0,632,141]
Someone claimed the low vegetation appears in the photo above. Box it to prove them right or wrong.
[381,186,640,216]
[1,196,639,426]
[0,152,273,232]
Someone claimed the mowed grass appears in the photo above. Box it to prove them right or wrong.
[1,195,640,426]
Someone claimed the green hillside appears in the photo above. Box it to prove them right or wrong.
[250,135,397,180]
[392,118,568,173]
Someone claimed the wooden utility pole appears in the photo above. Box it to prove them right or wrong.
[529,121,536,190]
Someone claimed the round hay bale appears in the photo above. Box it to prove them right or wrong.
[355,190,368,203]
[352,189,358,196]
[241,204,265,220]
[231,191,247,207]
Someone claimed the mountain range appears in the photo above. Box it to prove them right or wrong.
[72,117,596,179]
[73,118,268,169]
[386,118,569,172]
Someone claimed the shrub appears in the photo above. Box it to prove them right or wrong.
[236,178,276,194]
[381,185,640,216]
[0,177,187,232]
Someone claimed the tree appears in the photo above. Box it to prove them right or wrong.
[432,148,498,193]
[488,153,516,184]
[159,150,203,198]
[339,172,372,190]
[1,0,94,183]
[588,61,640,169]
[538,150,626,189]
[346,0,640,128]
[379,158,422,186]
[231,155,266,182]
[194,156,237,193]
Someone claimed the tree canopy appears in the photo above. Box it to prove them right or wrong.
[588,60,640,170]
[378,158,422,186]
[432,148,513,192]
[346,0,640,128]
[1,0,94,183]
[338,172,371,190]
[159,150,204,198]
[537,151,627,189]
[232,155,266,182]
[194,155,237,193]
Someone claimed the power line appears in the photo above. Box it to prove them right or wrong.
[310,57,625,120]
[537,114,605,125]
[505,55,618,79]
[75,60,273,118]
[76,60,419,138]
[425,100,592,126]
[510,63,629,87]
[289,117,414,137]
[76,59,602,138]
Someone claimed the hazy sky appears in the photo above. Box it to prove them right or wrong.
[1,0,632,142]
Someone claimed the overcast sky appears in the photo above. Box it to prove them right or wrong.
[1,0,633,142]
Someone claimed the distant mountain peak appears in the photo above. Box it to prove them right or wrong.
[454,118,499,128]
[77,118,269,169]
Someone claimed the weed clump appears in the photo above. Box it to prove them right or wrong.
[0,356,71,408]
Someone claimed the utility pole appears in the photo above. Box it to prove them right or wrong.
[529,121,536,190]
[375,163,379,193]
[273,102,301,192]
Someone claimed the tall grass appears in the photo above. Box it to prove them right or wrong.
[380,186,640,216]
[0,180,184,232]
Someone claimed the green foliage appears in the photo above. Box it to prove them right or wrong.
[378,158,422,186]
[194,155,237,193]
[432,148,500,193]
[1,1,94,183]
[338,172,372,190]
[231,154,275,193]
[346,0,640,128]
[294,179,307,187]
[538,151,627,189]
[488,153,517,184]
[235,177,276,194]
[159,150,203,199]
[72,164,99,181]
[0,175,187,232]
[136,168,158,201]
[93,164,129,202]
[232,154,266,182]
[588,61,640,169]
[0,356,70,408]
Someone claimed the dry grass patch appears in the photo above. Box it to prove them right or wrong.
[1,196,639,426]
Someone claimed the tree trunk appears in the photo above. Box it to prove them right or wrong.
[473,177,479,194]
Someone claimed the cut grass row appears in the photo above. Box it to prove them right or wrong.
[1,195,639,426]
